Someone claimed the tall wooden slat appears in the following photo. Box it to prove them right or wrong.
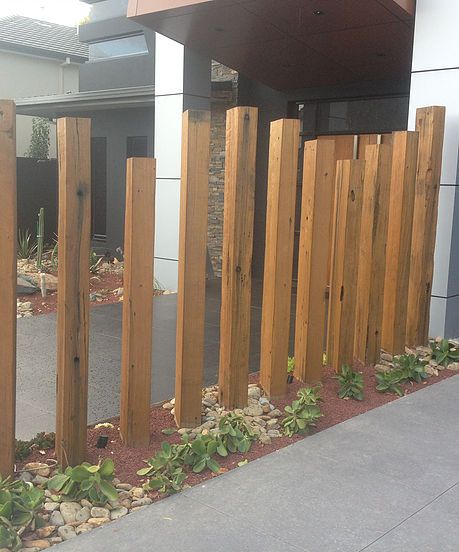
[354,144,392,364]
[260,119,300,397]
[120,158,156,447]
[218,106,258,409]
[294,139,336,384]
[0,101,17,477]
[406,106,446,345]
[318,135,354,160]
[381,132,419,354]
[175,111,211,428]
[327,160,365,371]
[56,118,91,467]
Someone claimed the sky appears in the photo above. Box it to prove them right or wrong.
[0,0,91,26]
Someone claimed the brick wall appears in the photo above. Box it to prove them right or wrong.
[208,61,238,277]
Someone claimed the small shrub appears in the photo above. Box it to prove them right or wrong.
[216,413,256,455]
[376,354,428,396]
[183,435,221,474]
[138,441,189,495]
[90,250,104,274]
[47,459,118,505]
[334,365,364,401]
[430,339,459,367]
[0,476,45,550]
[375,369,405,396]
[282,386,323,437]
[17,228,37,260]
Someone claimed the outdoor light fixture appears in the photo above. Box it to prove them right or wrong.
[313,10,325,16]
[96,435,109,449]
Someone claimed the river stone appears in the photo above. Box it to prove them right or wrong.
[75,523,93,535]
[88,517,110,527]
[49,511,65,527]
[76,506,91,523]
[60,502,81,524]
[130,487,144,499]
[131,498,152,508]
[110,507,128,520]
[269,409,282,418]
[243,404,263,417]
[44,502,60,512]
[116,483,132,491]
[57,525,77,541]
[35,526,56,539]
[90,507,110,519]
[447,362,459,371]
[80,499,92,509]
[248,386,261,399]
[21,540,50,550]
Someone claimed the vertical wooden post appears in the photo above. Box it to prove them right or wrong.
[294,139,336,384]
[175,111,210,428]
[260,119,300,398]
[0,101,17,477]
[354,144,392,364]
[406,106,446,346]
[218,106,258,409]
[120,158,155,447]
[56,118,91,467]
[381,132,419,354]
[327,160,365,371]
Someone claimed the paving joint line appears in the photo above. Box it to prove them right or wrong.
[357,481,459,551]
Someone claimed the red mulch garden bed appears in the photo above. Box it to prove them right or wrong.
[19,364,457,503]
[17,271,124,316]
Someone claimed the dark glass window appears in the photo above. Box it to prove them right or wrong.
[127,136,148,158]
[89,34,148,61]
[294,96,409,138]
[91,137,107,240]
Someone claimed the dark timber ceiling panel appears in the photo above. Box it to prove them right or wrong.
[129,0,415,91]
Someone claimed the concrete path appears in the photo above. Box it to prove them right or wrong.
[55,375,459,552]
[17,279,290,439]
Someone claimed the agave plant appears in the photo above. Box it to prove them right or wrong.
[17,228,37,260]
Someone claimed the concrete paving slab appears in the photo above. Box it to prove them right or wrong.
[47,375,459,552]
[55,492,308,552]
[365,483,459,552]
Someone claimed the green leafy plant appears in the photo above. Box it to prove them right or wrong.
[15,432,55,461]
[0,476,45,550]
[375,369,405,397]
[216,413,256,455]
[26,117,50,160]
[90,250,104,274]
[395,354,428,383]
[0,518,21,551]
[430,339,459,367]
[287,357,295,374]
[182,435,221,474]
[17,228,37,260]
[334,365,364,401]
[137,441,189,495]
[47,459,118,506]
[376,354,428,396]
[282,386,323,437]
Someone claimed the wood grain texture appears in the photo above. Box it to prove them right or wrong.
[294,139,336,384]
[0,100,17,477]
[327,160,365,371]
[56,118,91,467]
[218,106,258,409]
[259,119,300,398]
[175,111,211,427]
[354,144,392,364]
[406,106,446,346]
[381,132,419,354]
[120,157,156,447]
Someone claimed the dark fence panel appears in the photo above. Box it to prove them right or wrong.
[17,157,58,244]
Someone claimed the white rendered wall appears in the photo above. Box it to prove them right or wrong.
[409,0,459,338]
[153,34,211,291]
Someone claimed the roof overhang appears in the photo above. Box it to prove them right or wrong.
[128,0,415,91]
[15,85,155,118]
